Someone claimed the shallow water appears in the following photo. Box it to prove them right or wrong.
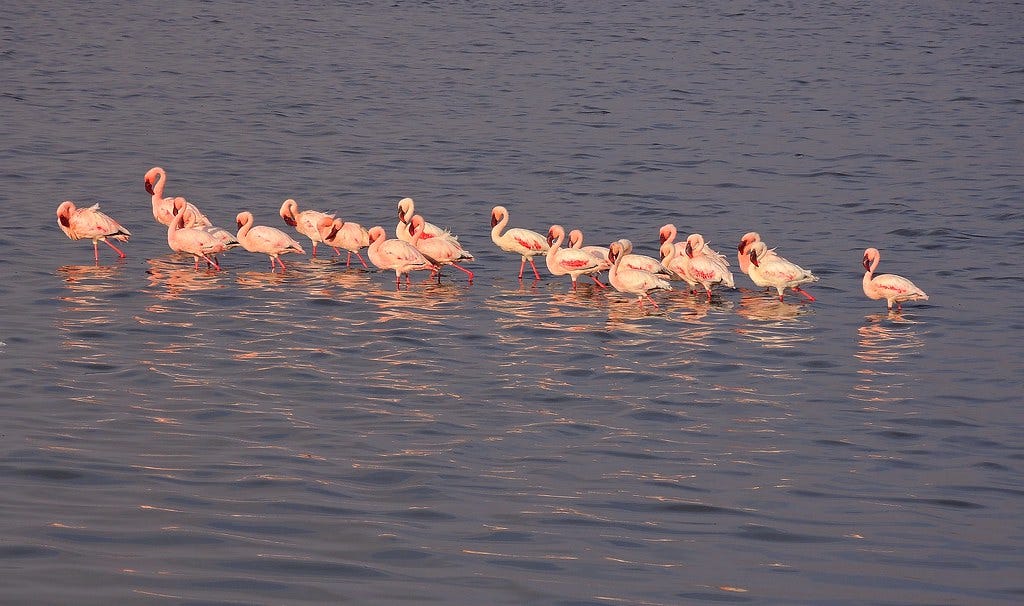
[1,1,1022,604]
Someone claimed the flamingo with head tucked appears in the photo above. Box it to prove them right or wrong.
[567,229,612,271]
[168,199,227,270]
[410,214,474,282]
[396,197,455,243]
[235,211,306,271]
[318,217,370,268]
[737,231,762,275]
[279,198,334,257]
[56,201,131,262]
[144,166,210,227]
[862,247,928,311]
[366,225,436,285]
[608,239,672,308]
[489,205,548,280]
[746,241,818,301]
[683,233,735,300]
[545,225,605,289]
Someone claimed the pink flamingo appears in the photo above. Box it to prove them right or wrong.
[659,241,698,291]
[682,233,735,300]
[235,211,306,271]
[168,199,227,270]
[143,166,210,227]
[545,225,606,289]
[737,231,762,275]
[56,201,131,262]
[279,198,334,257]
[661,223,729,265]
[489,205,548,280]
[366,225,436,285]
[410,214,475,282]
[396,197,454,243]
[608,239,672,308]
[567,229,613,270]
[317,217,370,268]
[746,241,818,301]
[862,247,929,311]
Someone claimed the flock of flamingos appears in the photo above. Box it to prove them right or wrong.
[55,166,930,311]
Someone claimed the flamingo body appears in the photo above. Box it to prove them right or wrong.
[366,225,436,284]
[862,247,928,311]
[56,201,131,262]
[168,199,227,270]
[545,225,605,289]
[319,217,370,268]
[747,241,818,301]
[608,239,672,307]
[410,215,474,282]
[280,198,334,257]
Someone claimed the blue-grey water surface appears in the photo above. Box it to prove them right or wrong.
[1,2,1022,604]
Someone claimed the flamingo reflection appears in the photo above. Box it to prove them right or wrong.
[850,314,926,404]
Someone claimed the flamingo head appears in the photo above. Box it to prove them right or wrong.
[567,229,584,248]
[862,247,879,271]
[235,212,251,229]
[490,205,506,228]
[143,166,163,195]
[738,231,760,255]
[659,224,675,245]
[685,241,694,258]
[56,201,75,228]
[279,199,298,226]
[397,197,414,223]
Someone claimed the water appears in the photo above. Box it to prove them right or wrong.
[2,1,1022,604]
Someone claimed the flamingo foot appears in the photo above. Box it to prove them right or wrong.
[794,286,816,301]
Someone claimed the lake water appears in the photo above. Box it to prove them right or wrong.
[1,1,1022,604]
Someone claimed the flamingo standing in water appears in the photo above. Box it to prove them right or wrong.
[56,201,131,262]
[396,197,455,243]
[167,199,227,270]
[318,217,370,268]
[661,223,728,265]
[545,225,605,289]
[235,211,305,271]
[410,215,475,282]
[862,247,929,311]
[746,240,818,301]
[608,239,672,308]
[489,205,548,280]
[567,229,613,271]
[737,231,763,276]
[279,198,335,257]
[659,241,700,292]
[144,166,210,227]
[178,200,239,260]
[366,225,436,285]
[681,233,735,300]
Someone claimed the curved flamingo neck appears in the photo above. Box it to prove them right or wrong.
[491,211,508,242]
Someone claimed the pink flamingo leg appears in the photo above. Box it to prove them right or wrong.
[793,286,815,301]
[102,239,126,259]
[355,252,368,268]
[518,257,527,279]
[645,295,660,308]
[589,275,606,289]
[451,263,474,282]
[93,241,100,262]
[528,258,542,280]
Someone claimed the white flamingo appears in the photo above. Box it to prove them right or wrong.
[608,239,672,307]
[862,247,928,311]
[410,214,474,282]
[318,217,370,268]
[746,240,818,301]
[167,199,227,270]
[489,205,548,280]
[682,233,735,300]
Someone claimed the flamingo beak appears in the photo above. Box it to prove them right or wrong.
[685,242,694,258]
[862,255,871,271]
[144,179,155,195]
[659,232,668,245]
[749,249,759,267]
[490,213,499,228]
[236,219,244,229]
[737,239,746,253]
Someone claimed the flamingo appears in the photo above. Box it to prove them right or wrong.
[179,200,239,251]
[235,211,306,271]
[317,217,370,268]
[737,231,763,275]
[279,198,334,257]
[682,233,735,300]
[167,199,227,270]
[661,223,728,265]
[659,241,700,292]
[396,197,455,243]
[410,214,475,282]
[862,247,929,311]
[567,229,613,271]
[746,240,818,301]
[608,239,672,308]
[619,245,673,278]
[545,225,606,289]
[143,166,210,227]
[56,201,131,262]
[489,205,548,280]
[366,225,436,285]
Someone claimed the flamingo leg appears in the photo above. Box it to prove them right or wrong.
[528,258,542,280]
[355,252,368,268]
[202,254,221,271]
[645,294,660,308]
[101,239,126,259]
[793,286,815,301]
[451,263,474,282]
[518,257,527,280]
[345,252,352,267]
[589,275,606,289]
[332,247,342,256]
[310,243,318,258]
[93,241,100,262]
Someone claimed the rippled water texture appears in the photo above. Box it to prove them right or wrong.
[1,2,1022,604]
